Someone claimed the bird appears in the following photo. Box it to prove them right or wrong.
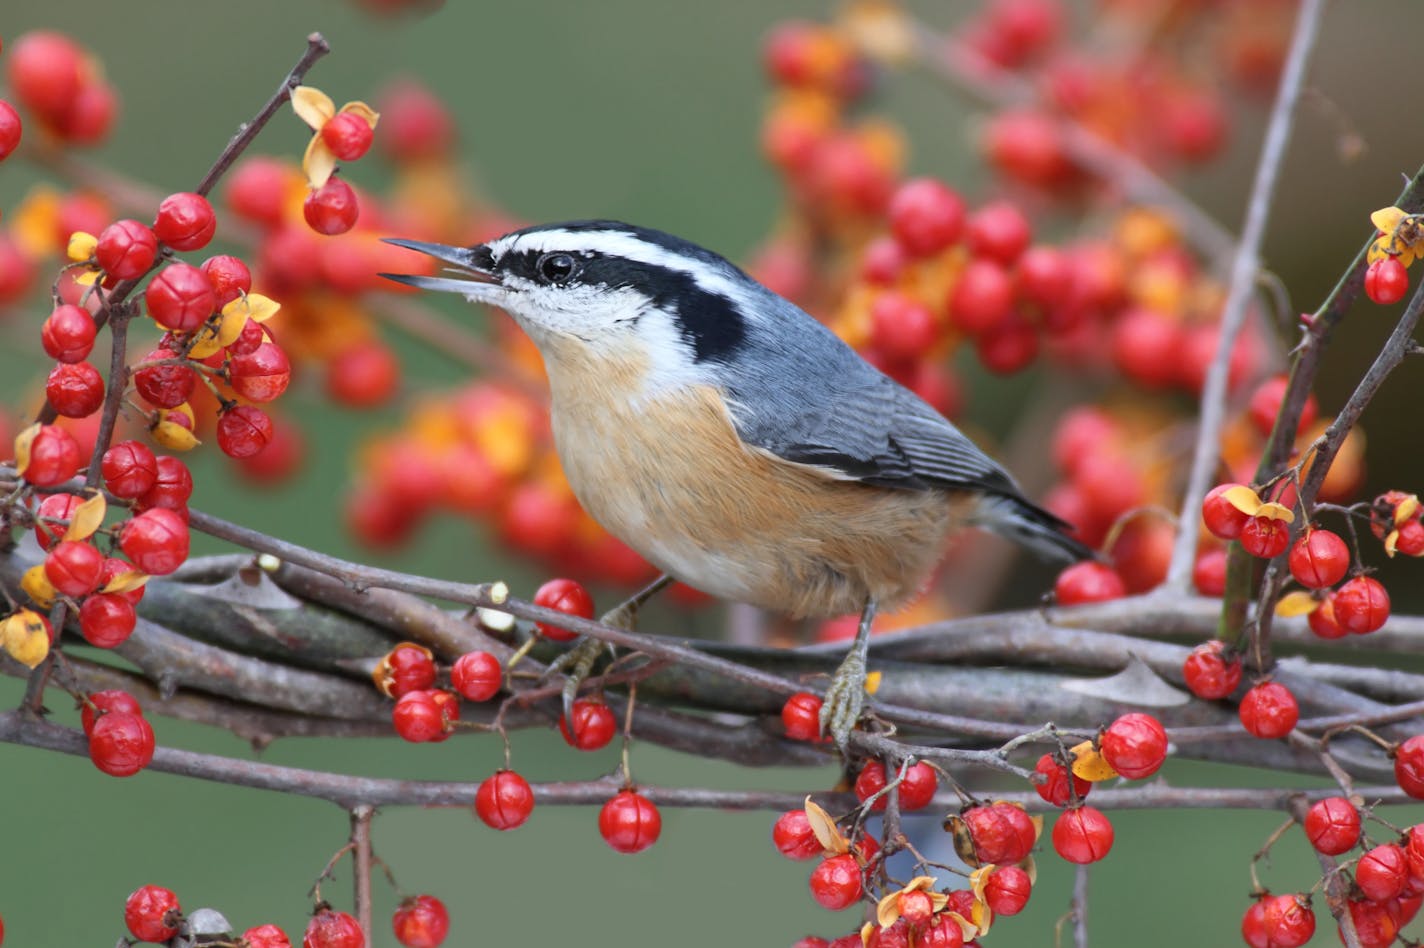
[381,220,1091,747]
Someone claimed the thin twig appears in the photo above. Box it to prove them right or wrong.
[1072,864,1089,948]
[350,806,375,942]
[1166,0,1327,589]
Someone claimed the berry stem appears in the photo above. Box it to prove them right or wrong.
[1166,0,1326,591]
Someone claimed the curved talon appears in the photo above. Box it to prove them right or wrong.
[549,635,608,724]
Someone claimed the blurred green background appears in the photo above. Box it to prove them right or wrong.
[3,1,1424,945]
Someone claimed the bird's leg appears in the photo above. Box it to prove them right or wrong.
[546,574,674,722]
[819,597,878,750]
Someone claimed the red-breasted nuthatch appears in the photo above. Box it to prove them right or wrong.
[383,221,1091,746]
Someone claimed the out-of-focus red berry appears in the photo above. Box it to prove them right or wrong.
[1054,562,1124,606]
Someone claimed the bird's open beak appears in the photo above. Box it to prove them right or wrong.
[379,238,502,298]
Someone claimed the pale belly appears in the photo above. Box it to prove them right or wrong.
[549,382,960,618]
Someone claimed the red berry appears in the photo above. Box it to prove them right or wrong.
[303,906,364,948]
[1240,516,1290,559]
[1365,257,1409,305]
[983,865,1032,916]
[1247,375,1317,439]
[392,894,448,948]
[1192,547,1228,596]
[1395,735,1424,799]
[133,347,196,409]
[44,539,103,597]
[327,341,400,407]
[974,313,1039,374]
[1302,796,1360,856]
[599,789,662,854]
[917,916,964,948]
[45,360,104,417]
[782,692,824,742]
[242,924,292,948]
[95,219,158,280]
[21,424,81,486]
[1202,483,1252,540]
[89,710,155,776]
[1054,561,1124,605]
[1033,752,1090,806]
[138,456,194,513]
[1287,529,1349,589]
[809,853,863,910]
[947,258,1013,334]
[227,157,294,228]
[450,651,503,702]
[1395,519,1424,556]
[1333,576,1390,634]
[1017,245,1072,309]
[54,79,117,145]
[888,178,964,257]
[378,79,454,161]
[1099,712,1168,780]
[33,493,82,551]
[41,304,96,363]
[869,292,938,361]
[322,111,375,161]
[81,689,143,737]
[960,802,1038,864]
[392,689,456,742]
[200,254,252,306]
[854,760,937,812]
[153,192,217,251]
[0,99,21,160]
[966,200,1032,265]
[144,263,216,333]
[474,770,534,830]
[860,236,906,285]
[7,32,83,118]
[1111,308,1183,388]
[124,884,180,943]
[1359,844,1410,902]
[376,643,437,698]
[531,577,594,642]
[304,177,360,235]
[119,508,190,575]
[78,593,136,648]
[560,698,617,751]
[217,405,275,459]
[1308,595,1347,639]
[773,809,823,860]
[1244,893,1315,948]
[1051,805,1114,864]
[1343,898,1398,948]
[228,341,292,402]
[1182,641,1243,700]
[1239,682,1299,738]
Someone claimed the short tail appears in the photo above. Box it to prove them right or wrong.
[974,493,1096,563]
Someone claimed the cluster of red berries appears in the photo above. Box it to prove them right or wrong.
[4,31,117,148]
[121,884,451,947]
[376,578,614,749]
[1249,800,1424,948]
[780,700,1168,941]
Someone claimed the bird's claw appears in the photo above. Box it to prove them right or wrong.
[819,648,868,751]
[545,599,640,724]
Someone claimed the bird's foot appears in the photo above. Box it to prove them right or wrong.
[819,647,869,751]
[544,594,645,723]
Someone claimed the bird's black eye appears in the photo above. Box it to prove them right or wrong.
[537,253,577,284]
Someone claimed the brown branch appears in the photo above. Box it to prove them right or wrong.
[1287,796,1362,948]
[350,806,375,943]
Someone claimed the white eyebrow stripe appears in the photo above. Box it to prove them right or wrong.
[487,229,746,300]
